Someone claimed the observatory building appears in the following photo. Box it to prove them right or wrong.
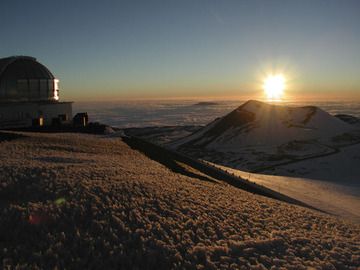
[0,56,72,128]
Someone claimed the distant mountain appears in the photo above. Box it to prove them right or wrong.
[171,100,354,152]
[193,101,219,106]
[335,114,360,125]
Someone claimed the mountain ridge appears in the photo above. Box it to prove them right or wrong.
[171,100,353,151]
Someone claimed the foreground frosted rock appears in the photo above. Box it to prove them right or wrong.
[0,132,359,269]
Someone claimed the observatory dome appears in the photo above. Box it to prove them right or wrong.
[0,56,59,102]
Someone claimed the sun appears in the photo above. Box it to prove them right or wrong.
[263,74,285,100]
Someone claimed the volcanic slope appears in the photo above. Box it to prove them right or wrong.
[171,100,353,151]
[0,132,359,269]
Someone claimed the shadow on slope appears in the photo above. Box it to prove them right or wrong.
[124,137,218,184]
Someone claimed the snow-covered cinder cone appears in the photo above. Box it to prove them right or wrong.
[171,100,354,151]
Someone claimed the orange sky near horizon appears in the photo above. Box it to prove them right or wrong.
[63,84,360,103]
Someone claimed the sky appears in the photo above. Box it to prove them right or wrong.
[1,0,360,101]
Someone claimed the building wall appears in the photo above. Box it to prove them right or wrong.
[0,102,72,128]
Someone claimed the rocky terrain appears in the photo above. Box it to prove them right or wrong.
[0,132,359,269]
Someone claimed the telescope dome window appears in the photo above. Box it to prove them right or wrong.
[40,79,47,91]
[29,79,39,91]
[17,79,28,92]
[40,79,48,98]
[9,88,17,96]
[48,80,54,91]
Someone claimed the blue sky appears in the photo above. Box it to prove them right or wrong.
[1,0,360,101]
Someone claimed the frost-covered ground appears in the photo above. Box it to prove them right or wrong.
[0,132,359,269]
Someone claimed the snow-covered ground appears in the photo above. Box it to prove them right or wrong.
[263,143,360,185]
[1,132,359,269]
[210,160,360,223]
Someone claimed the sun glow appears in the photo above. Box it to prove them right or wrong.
[263,74,285,100]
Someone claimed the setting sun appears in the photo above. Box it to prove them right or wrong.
[263,74,285,100]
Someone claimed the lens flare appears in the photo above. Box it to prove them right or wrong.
[55,197,66,205]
